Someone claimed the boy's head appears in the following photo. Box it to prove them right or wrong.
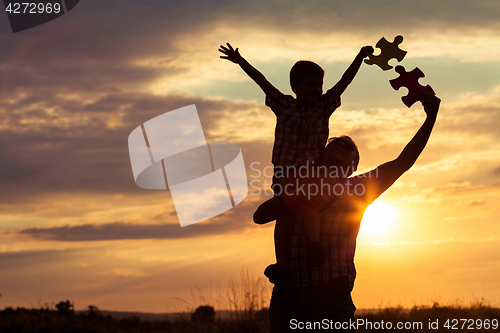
[290,60,324,104]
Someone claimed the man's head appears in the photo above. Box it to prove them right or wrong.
[319,136,360,177]
[290,60,324,104]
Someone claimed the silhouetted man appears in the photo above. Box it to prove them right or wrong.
[255,93,440,332]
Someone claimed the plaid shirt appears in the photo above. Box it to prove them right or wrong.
[284,165,388,287]
[266,87,341,168]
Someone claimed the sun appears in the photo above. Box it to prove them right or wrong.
[359,200,400,238]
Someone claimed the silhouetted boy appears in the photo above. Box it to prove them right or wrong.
[219,42,373,284]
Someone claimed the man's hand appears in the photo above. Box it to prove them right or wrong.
[420,92,440,118]
[359,45,374,58]
[219,42,242,64]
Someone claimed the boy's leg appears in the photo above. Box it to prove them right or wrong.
[301,205,326,267]
[303,210,321,243]
[265,212,292,284]
[260,172,292,283]
[253,172,288,224]
[274,212,292,265]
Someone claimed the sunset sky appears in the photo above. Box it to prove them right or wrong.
[1,0,500,313]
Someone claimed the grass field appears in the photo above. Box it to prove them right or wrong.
[2,302,500,332]
[2,271,499,332]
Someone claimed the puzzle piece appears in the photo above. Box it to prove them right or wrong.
[364,35,407,71]
[389,66,435,108]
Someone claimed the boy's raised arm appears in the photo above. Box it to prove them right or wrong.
[219,43,276,96]
[330,46,373,97]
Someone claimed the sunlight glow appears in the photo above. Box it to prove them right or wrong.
[360,201,400,238]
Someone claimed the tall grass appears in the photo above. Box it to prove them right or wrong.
[226,268,270,315]
[169,268,272,319]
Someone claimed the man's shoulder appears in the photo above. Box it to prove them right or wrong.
[346,164,392,203]
[314,165,391,211]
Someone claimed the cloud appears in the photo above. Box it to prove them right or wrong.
[3,0,496,41]
[432,181,480,194]
[416,180,500,205]
[359,235,498,246]
[16,222,194,241]
[0,239,274,312]
[97,268,149,278]
[0,141,42,184]
[0,89,273,204]
[8,193,267,241]
[437,90,500,139]
[2,2,499,96]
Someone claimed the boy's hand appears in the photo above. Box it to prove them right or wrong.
[420,92,440,118]
[359,46,374,58]
[218,42,275,95]
[219,43,242,64]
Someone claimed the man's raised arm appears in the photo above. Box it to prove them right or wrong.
[377,92,441,190]
[219,43,275,96]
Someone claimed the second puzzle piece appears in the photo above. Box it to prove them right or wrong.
[364,35,407,71]
[390,66,435,108]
